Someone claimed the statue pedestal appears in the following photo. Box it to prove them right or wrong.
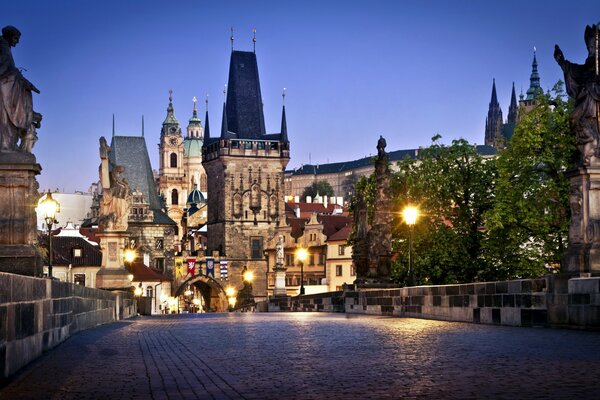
[0,154,41,276]
[272,264,287,297]
[563,166,600,273]
[96,231,131,290]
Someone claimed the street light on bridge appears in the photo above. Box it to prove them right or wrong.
[296,247,308,295]
[402,206,419,287]
[39,191,60,279]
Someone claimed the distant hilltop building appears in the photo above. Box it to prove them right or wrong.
[485,49,543,149]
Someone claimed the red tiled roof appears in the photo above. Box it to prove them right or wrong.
[318,214,352,237]
[79,227,100,244]
[130,262,172,282]
[327,223,352,241]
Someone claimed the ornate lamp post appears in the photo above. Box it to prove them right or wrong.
[39,191,60,278]
[296,247,308,295]
[402,206,419,287]
[226,286,237,310]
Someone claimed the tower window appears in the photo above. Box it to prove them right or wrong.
[170,153,177,168]
[200,174,207,192]
[171,189,179,205]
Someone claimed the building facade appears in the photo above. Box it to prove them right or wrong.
[202,49,290,302]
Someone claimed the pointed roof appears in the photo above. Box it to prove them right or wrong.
[220,101,230,138]
[225,50,266,139]
[162,91,180,126]
[204,108,210,140]
[490,79,499,105]
[507,82,518,125]
[526,48,541,100]
[280,105,288,142]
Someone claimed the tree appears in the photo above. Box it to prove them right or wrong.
[301,180,335,202]
[391,136,497,285]
[483,83,575,279]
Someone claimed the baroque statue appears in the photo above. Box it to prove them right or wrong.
[0,26,41,154]
[98,136,131,231]
[555,24,600,165]
[275,235,284,266]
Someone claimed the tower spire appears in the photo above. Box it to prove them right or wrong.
[484,79,503,147]
[220,100,228,138]
[280,88,288,143]
[525,47,541,100]
[507,82,518,125]
[112,114,115,137]
[142,115,145,137]
[253,28,256,53]
[204,95,210,140]
[230,27,234,52]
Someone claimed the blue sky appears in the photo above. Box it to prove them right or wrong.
[4,0,598,192]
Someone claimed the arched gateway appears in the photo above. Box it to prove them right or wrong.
[174,275,229,312]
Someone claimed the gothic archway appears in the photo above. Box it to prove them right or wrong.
[174,275,229,312]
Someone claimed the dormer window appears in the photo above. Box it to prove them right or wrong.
[73,248,83,258]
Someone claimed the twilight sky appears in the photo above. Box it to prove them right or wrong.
[4,0,598,193]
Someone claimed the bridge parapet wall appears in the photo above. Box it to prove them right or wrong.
[345,276,600,329]
[0,272,137,381]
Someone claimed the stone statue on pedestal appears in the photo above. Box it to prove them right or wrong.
[353,136,395,287]
[275,235,284,267]
[556,24,600,273]
[97,137,131,232]
[0,26,41,155]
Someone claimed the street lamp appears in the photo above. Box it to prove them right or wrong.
[39,191,60,278]
[226,286,237,310]
[134,283,143,297]
[296,247,308,295]
[402,206,419,287]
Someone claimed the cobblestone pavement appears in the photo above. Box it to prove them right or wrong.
[2,313,600,399]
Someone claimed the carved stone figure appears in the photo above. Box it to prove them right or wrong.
[0,26,41,154]
[555,24,600,165]
[275,235,284,266]
[97,137,131,232]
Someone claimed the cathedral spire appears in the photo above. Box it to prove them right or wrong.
[525,47,541,100]
[484,79,503,147]
[162,90,180,135]
[507,82,518,125]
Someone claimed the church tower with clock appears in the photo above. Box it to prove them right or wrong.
[157,91,186,237]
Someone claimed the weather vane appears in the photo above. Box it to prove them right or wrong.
[253,28,257,53]
[205,94,209,111]
[230,27,234,51]
[282,88,286,105]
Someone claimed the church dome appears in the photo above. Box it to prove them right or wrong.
[187,185,205,205]
[183,138,202,158]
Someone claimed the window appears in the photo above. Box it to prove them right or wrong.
[170,153,177,167]
[309,255,315,266]
[231,140,240,149]
[74,273,86,286]
[336,265,343,276]
[270,142,278,150]
[286,254,293,266]
[338,245,346,256]
[250,237,263,259]
[155,258,165,271]
[319,253,325,265]
[244,141,252,149]
[351,265,356,276]
[73,248,82,258]
[257,141,265,150]
[146,286,153,298]
[200,174,207,192]
[155,238,164,250]
[171,189,178,205]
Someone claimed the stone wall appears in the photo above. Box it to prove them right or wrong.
[264,276,600,329]
[0,272,136,381]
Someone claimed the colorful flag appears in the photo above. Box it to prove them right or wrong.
[220,260,228,280]
[206,257,215,278]
[187,258,196,277]
[175,257,184,279]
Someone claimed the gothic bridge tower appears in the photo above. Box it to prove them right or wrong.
[202,46,290,301]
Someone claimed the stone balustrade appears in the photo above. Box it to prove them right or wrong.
[0,272,137,381]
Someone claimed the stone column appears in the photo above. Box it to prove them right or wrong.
[563,166,600,273]
[96,231,131,290]
[273,263,287,297]
[0,153,41,276]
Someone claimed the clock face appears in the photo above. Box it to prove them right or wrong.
[169,137,178,145]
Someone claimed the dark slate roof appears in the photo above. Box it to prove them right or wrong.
[109,136,176,226]
[226,51,266,139]
[287,145,497,176]
[38,234,102,266]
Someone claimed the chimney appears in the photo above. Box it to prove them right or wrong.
[294,195,299,203]
[307,196,312,203]
[295,206,300,218]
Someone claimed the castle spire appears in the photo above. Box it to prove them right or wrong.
[484,79,503,147]
[220,100,228,138]
[525,47,541,100]
[142,115,145,137]
[112,114,115,137]
[507,82,518,125]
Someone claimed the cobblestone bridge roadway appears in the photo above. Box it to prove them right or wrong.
[1,313,600,400]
